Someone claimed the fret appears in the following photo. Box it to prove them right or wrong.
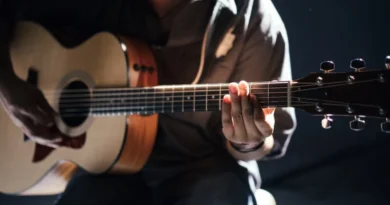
[171,85,174,112]
[251,82,289,108]
[153,87,156,113]
[287,81,292,107]
[164,87,173,113]
[139,89,145,114]
[182,86,185,112]
[119,90,131,115]
[267,82,270,108]
[183,86,195,112]
[219,83,222,110]
[163,87,168,113]
[207,84,221,111]
[205,84,208,111]
[142,88,155,114]
[270,82,289,107]
[155,87,165,114]
[193,86,196,111]
[172,85,183,113]
[194,85,207,112]
[89,81,290,116]
[136,88,141,114]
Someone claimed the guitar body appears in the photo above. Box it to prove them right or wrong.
[0,22,158,195]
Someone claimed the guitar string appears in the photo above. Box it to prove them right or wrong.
[291,79,378,93]
[39,79,376,101]
[57,97,368,115]
[52,79,378,106]
[57,101,343,118]
[37,80,353,98]
[55,96,289,108]
[39,82,288,94]
[39,78,364,95]
[293,97,381,109]
[59,101,306,116]
[43,87,290,98]
[56,94,364,110]
[57,94,381,117]
[57,93,287,104]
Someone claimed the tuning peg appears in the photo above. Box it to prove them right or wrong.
[321,115,333,129]
[350,58,365,72]
[320,61,335,73]
[381,118,390,133]
[350,116,365,131]
[385,56,390,70]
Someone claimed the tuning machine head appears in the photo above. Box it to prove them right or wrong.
[381,118,390,133]
[321,115,333,129]
[385,56,390,70]
[350,116,365,131]
[350,58,365,72]
[320,61,335,73]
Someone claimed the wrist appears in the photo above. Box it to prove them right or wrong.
[226,137,274,161]
[229,141,264,153]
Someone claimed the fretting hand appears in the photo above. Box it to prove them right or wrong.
[221,80,275,153]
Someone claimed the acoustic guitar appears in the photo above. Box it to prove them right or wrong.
[0,22,389,198]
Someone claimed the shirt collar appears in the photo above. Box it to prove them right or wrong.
[163,0,239,47]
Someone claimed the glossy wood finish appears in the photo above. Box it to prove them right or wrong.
[110,37,158,174]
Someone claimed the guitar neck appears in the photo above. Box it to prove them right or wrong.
[59,81,292,117]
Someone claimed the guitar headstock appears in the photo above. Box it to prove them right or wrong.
[292,56,390,133]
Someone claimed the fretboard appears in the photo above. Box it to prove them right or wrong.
[59,82,291,117]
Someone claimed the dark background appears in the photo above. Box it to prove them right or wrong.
[1,0,390,204]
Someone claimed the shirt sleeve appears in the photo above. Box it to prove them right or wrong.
[228,0,297,159]
[0,0,13,63]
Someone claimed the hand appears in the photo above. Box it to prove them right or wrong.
[222,81,275,151]
[0,74,63,148]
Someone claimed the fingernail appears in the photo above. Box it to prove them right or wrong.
[239,82,246,96]
[229,83,238,94]
[223,95,231,103]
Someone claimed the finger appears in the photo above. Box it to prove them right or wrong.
[239,81,262,143]
[229,82,247,141]
[221,95,234,139]
[253,96,273,138]
[20,106,53,127]
[263,107,276,132]
[243,94,264,143]
[14,112,62,144]
[37,91,57,117]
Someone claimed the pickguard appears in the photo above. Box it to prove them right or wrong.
[25,68,87,163]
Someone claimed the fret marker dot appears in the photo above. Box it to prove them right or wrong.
[212,95,215,99]
[187,96,191,100]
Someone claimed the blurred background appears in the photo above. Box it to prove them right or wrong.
[258,0,390,205]
[1,0,390,204]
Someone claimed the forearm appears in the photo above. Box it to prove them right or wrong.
[226,136,274,161]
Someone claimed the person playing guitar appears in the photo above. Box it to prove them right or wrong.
[0,0,296,204]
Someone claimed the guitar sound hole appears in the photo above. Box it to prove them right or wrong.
[59,81,91,127]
